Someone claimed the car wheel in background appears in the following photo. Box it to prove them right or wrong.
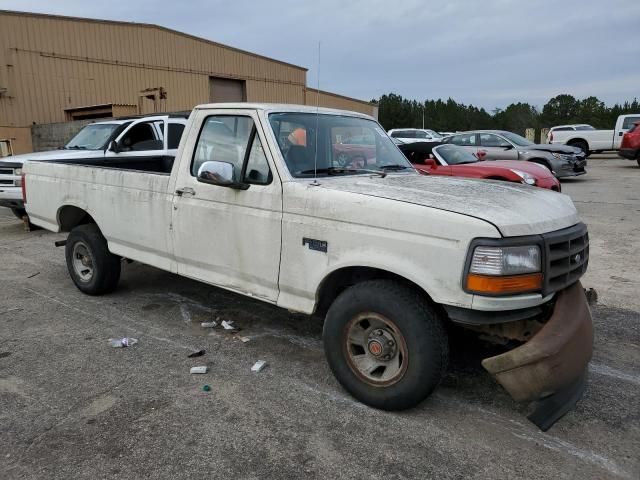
[323,279,448,411]
[65,224,121,295]
[568,140,590,157]
[336,152,350,167]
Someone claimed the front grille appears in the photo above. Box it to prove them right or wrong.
[542,223,589,295]
[0,179,13,185]
[0,168,13,175]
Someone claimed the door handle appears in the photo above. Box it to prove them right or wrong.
[175,187,196,196]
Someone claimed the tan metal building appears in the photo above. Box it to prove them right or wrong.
[0,10,376,154]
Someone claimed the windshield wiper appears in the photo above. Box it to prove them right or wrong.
[299,167,387,177]
[66,145,88,150]
[379,165,411,171]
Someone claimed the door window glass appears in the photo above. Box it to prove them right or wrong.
[119,121,161,151]
[479,134,511,148]
[168,123,186,149]
[243,135,272,185]
[449,134,477,146]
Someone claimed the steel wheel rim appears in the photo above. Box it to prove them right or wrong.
[72,241,94,282]
[343,312,408,386]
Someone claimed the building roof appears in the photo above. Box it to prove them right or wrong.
[0,9,307,72]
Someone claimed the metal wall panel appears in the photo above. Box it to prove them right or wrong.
[0,11,375,131]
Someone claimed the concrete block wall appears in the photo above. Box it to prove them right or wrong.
[31,118,113,152]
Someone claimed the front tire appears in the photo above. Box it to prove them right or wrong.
[323,280,448,410]
[568,140,589,157]
[65,224,121,295]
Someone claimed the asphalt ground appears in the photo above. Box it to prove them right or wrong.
[1,155,639,479]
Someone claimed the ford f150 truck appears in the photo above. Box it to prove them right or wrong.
[23,103,593,430]
[0,114,187,219]
[547,114,640,155]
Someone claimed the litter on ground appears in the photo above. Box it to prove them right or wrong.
[190,366,208,374]
[251,360,267,373]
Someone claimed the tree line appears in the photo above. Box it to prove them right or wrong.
[374,93,640,135]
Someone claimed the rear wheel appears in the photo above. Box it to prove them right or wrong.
[323,280,448,410]
[568,140,589,157]
[65,224,121,295]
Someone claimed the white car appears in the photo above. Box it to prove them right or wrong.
[547,114,640,154]
[0,114,187,219]
[24,103,593,430]
[388,128,443,143]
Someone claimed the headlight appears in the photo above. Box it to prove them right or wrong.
[551,152,563,159]
[510,169,536,185]
[14,168,22,176]
[465,245,542,295]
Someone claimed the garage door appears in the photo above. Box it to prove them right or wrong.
[209,77,246,103]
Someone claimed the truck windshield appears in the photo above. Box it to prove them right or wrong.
[269,113,413,177]
[64,123,122,150]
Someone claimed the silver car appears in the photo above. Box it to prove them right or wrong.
[443,130,587,178]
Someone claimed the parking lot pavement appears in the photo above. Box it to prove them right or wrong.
[1,157,639,479]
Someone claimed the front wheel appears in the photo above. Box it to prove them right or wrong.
[323,280,448,410]
[65,224,121,295]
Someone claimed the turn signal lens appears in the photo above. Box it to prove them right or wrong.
[466,273,542,295]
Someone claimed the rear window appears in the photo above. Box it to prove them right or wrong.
[168,123,185,149]
[552,127,574,132]
[623,116,640,130]
[574,125,595,131]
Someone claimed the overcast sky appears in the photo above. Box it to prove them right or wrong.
[3,0,639,111]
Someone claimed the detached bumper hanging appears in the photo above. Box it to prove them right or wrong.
[481,281,593,431]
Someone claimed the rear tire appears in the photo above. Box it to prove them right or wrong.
[568,140,589,157]
[323,280,448,411]
[65,224,121,295]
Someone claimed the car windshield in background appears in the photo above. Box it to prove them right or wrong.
[435,144,478,165]
[500,131,534,147]
[574,125,595,131]
[269,113,413,177]
[65,124,121,150]
[426,130,444,139]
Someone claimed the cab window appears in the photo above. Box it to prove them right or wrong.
[191,115,272,185]
[119,121,162,151]
[479,134,511,148]
[449,133,477,146]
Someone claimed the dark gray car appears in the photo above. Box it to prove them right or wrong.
[443,130,586,178]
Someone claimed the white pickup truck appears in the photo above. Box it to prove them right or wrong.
[23,103,593,430]
[547,114,640,154]
[0,114,187,219]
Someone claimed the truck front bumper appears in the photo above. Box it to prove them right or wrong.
[0,187,24,210]
[481,281,592,431]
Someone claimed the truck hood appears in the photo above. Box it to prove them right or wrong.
[525,144,582,155]
[9,149,104,165]
[316,174,579,237]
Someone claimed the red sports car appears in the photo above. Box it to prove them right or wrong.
[399,142,561,191]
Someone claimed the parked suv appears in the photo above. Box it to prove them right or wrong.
[619,121,640,166]
[388,128,443,143]
[443,130,586,178]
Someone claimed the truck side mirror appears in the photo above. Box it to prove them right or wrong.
[108,140,120,153]
[197,161,249,190]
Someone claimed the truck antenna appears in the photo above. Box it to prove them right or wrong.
[311,41,321,186]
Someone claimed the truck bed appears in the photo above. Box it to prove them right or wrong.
[24,158,175,272]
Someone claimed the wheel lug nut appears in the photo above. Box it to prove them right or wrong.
[387,340,394,346]
[375,329,383,335]
[384,354,390,360]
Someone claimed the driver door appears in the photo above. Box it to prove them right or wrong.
[478,133,518,160]
[170,109,282,302]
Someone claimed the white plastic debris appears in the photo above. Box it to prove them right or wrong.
[190,366,208,374]
[221,320,235,330]
[251,360,267,373]
[200,321,217,328]
[109,337,138,348]
[238,336,251,343]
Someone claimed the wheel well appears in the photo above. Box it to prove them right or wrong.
[315,266,440,318]
[529,158,551,169]
[58,205,96,232]
[567,138,588,148]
